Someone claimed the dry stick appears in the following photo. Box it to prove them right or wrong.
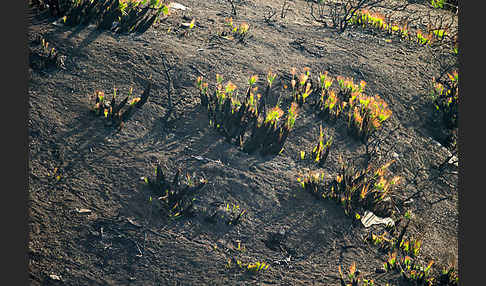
[308,1,327,26]
[332,0,387,32]
[437,148,457,171]
[226,0,237,16]
[429,195,453,205]
[365,125,400,164]
[402,148,430,202]
[264,7,278,24]
[403,161,457,204]
[280,0,291,19]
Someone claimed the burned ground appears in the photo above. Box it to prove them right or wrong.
[28,0,458,285]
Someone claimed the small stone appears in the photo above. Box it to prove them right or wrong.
[76,208,92,214]
[49,274,62,281]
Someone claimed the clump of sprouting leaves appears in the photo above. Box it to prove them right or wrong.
[222,18,251,42]
[115,0,170,32]
[338,262,376,286]
[430,70,458,130]
[205,202,247,226]
[367,209,412,253]
[247,261,270,273]
[382,252,435,285]
[315,71,341,123]
[40,37,64,68]
[346,93,392,143]
[415,29,433,46]
[349,9,387,30]
[349,9,411,41]
[298,160,399,218]
[300,125,333,167]
[437,265,459,285]
[348,8,455,49]
[452,35,458,55]
[430,70,458,149]
[30,36,66,70]
[197,74,259,146]
[223,202,247,226]
[243,101,299,156]
[431,28,448,42]
[196,72,299,156]
[143,164,207,218]
[314,70,391,143]
[289,67,313,106]
[330,160,399,218]
[431,0,458,14]
[92,82,151,129]
[62,0,170,33]
[366,210,456,285]
[297,171,325,200]
[226,258,269,274]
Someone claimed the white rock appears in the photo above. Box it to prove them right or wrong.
[361,210,394,228]
[169,2,189,10]
[49,274,62,281]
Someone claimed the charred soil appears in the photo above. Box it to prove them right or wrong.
[28,0,458,285]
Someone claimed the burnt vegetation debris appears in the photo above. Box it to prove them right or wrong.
[91,82,151,129]
[145,163,207,218]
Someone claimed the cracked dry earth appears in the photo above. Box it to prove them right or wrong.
[28,0,458,285]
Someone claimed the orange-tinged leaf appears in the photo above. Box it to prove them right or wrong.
[349,262,356,275]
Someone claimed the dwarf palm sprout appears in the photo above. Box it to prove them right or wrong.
[246,75,260,114]
[224,81,240,111]
[324,90,339,117]
[92,83,151,128]
[336,76,360,101]
[318,71,334,109]
[224,18,250,41]
[247,261,269,272]
[94,91,106,116]
[313,69,392,142]
[383,251,398,271]
[225,203,247,225]
[349,9,455,48]
[300,150,306,160]
[431,70,458,131]
[416,30,431,45]
[338,262,362,286]
[239,22,249,35]
[286,102,299,130]
[347,93,392,143]
[299,73,309,87]
[288,69,313,106]
[248,74,258,86]
[145,165,206,218]
[432,28,447,40]
[311,125,333,167]
[196,76,210,108]
[196,72,298,156]
[267,70,277,88]
[265,106,284,128]
[225,17,237,33]
[304,160,398,217]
